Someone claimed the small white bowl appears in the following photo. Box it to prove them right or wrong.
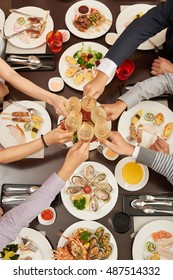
[103,147,119,161]
[105,32,119,46]
[38,207,56,225]
[58,29,70,43]
[48,77,64,92]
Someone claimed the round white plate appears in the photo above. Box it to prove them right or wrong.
[0,100,51,148]
[116,4,166,50]
[0,9,5,56]
[114,157,149,191]
[58,220,118,260]
[61,161,119,220]
[65,0,112,39]
[59,41,114,91]
[13,228,52,260]
[132,220,173,260]
[4,6,54,49]
[118,101,173,154]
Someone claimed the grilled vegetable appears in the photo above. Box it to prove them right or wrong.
[31,123,39,139]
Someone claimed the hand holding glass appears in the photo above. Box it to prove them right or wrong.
[65,110,82,132]
[65,96,81,113]
[94,120,111,141]
[77,122,95,142]
[91,106,107,123]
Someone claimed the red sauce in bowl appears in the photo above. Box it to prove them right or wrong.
[78,5,89,14]
[41,209,54,221]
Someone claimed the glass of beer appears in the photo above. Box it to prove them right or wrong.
[94,120,111,141]
[65,110,82,132]
[91,106,107,123]
[77,122,95,142]
[81,96,96,121]
[65,96,81,113]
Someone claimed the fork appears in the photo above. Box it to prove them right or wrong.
[19,235,38,252]
[7,98,41,116]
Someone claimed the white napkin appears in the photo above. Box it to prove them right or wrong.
[133,216,173,234]
[2,100,46,159]
[6,41,46,54]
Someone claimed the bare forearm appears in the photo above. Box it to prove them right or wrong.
[0,138,44,163]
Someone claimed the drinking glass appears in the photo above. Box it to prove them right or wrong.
[116,59,135,80]
[77,122,95,142]
[65,96,81,113]
[91,106,107,123]
[94,119,111,141]
[81,95,96,121]
[65,110,82,132]
[46,31,63,53]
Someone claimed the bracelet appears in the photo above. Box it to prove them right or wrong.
[41,134,48,148]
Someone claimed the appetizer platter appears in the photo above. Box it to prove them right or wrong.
[65,0,112,39]
[0,101,51,148]
[61,161,118,220]
[4,6,54,48]
[55,221,118,260]
[118,101,173,154]
[59,42,114,91]
[132,220,173,260]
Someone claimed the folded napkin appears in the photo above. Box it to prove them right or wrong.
[6,41,46,54]
[133,216,173,234]
[2,100,46,159]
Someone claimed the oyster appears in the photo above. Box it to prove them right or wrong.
[65,66,79,78]
[95,182,113,193]
[73,70,85,85]
[71,175,87,186]
[84,165,95,181]
[85,68,98,82]
[65,55,78,65]
[94,189,110,201]
[66,186,83,195]
[92,173,106,184]
[90,194,98,212]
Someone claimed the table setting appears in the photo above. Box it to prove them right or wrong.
[0,0,173,261]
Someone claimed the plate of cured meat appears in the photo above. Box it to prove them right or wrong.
[54,221,118,260]
[118,101,173,154]
[132,220,173,260]
[4,6,54,48]
[0,100,51,148]
[65,0,112,39]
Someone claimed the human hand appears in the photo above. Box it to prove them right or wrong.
[149,136,170,154]
[101,100,127,121]
[151,57,173,76]
[101,131,135,156]
[58,142,89,181]
[0,206,4,217]
[51,95,68,116]
[0,82,9,98]
[44,127,73,145]
[83,71,109,99]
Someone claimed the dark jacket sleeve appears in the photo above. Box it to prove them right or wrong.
[106,0,173,66]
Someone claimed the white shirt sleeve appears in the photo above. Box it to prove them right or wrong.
[97,58,117,78]
[132,145,140,160]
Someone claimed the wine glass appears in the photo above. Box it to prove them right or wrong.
[94,120,111,141]
[77,122,95,142]
[65,96,81,113]
[91,106,107,123]
[65,110,82,132]
[81,95,96,112]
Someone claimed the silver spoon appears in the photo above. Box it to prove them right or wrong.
[3,185,39,195]
[131,198,172,209]
[12,64,52,70]
[7,55,41,65]
[138,195,173,201]
[141,206,173,215]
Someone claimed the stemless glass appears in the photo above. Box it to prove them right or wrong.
[91,106,107,123]
[77,122,95,142]
[94,119,111,141]
[46,30,63,53]
[65,96,81,113]
[65,110,82,132]
[81,95,96,121]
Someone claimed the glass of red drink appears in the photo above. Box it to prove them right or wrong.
[46,31,63,53]
[116,59,135,80]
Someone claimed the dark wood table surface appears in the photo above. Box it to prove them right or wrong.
[0,0,173,260]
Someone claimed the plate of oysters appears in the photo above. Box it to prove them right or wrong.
[61,161,119,220]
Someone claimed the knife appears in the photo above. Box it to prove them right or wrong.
[4,28,30,39]
[1,195,29,204]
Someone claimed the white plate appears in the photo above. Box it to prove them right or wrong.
[59,41,114,91]
[61,161,119,220]
[65,0,112,39]
[102,146,119,161]
[0,9,5,55]
[116,4,166,50]
[4,6,54,49]
[0,100,51,148]
[13,228,52,260]
[58,220,118,260]
[114,157,149,191]
[118,101,173,154]
[132,220,173,260]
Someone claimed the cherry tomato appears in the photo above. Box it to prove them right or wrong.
[84,185,92,194]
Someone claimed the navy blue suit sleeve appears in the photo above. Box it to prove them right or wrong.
[106,0,173,66]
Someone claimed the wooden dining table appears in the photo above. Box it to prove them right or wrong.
[0,0,173,260]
